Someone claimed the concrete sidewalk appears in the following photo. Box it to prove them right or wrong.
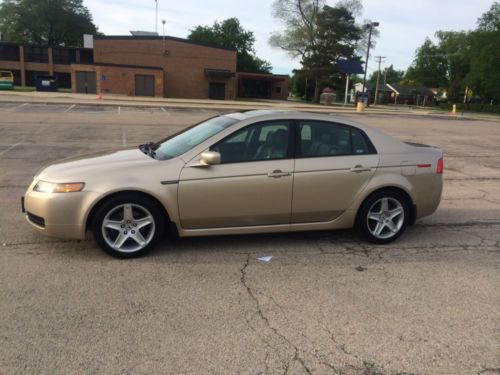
[1,90,498,121]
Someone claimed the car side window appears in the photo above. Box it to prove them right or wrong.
[211,121,291,164]
[299,121,371,157]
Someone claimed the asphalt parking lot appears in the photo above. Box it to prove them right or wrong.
[0,102,499,375]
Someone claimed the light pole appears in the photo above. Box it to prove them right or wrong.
[361,22,379,104]
[162,20,166,50]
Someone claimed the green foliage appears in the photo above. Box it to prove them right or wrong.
[0,0,98,46]
[271,1,363,100]
[368,64,405,86]
[188,18,272,74]
[477,1,500,31]
[405,2,500,101]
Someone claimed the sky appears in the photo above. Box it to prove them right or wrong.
[83,0,495,76]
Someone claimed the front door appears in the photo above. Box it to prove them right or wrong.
[292,120,379,223]
[209,82,225,100]
[178,120,294,229]
[75,71,96,94]
[135,75,155,97]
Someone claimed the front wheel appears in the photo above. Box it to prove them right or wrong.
[92,194,165,258]
[357,191,409,244]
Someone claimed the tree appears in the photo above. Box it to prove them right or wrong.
[269,0,324,60]
[477,1,500,31]
[368,64,405,86]
[0,0,98,46]
[404,38,449,88]
[270,1,363,101]
[188,18,272,73]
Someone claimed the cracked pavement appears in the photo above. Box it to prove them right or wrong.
[0,103,499,374]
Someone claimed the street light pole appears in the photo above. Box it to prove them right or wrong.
[162,20,166,50]
[361,22,379,104]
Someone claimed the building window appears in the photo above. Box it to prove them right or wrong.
[275,87,282,94]
[52,48,76,64]
[0,44,20,61]
[79,49,94,63]
[25,71,49,87]
[24,46,49,63]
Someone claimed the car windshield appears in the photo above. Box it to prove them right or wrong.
[153,116,238,160]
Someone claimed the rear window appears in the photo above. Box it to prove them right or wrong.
[298,121,376,157]
[0,72,13,78]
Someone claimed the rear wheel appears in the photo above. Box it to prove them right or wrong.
[92,194,165,258]
[357,190,409,244]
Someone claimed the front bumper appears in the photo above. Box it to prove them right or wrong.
[23,183,96,240]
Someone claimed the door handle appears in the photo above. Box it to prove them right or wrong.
[268,169,291,178]
[350,165,372,173]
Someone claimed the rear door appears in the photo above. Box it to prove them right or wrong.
[292,120,379,223]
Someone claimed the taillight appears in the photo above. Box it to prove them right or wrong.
[436,158,443,174]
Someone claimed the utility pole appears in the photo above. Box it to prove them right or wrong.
[155,0,158,34]
[361,22,379,104]
[374,56,386,105]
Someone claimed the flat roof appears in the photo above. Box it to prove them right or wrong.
[94,35,237,52]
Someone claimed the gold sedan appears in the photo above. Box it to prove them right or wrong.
[23,111,443,257]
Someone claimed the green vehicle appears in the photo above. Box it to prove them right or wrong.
[0,71,14,90]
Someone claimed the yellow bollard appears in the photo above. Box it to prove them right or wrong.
[450,104,456,117]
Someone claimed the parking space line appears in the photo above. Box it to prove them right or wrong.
[161,107,170,115]
[118,106,121,115]
[122,128,127,146]
[0,142,21,157]
[64,104,76,113]
[11,103,28,111]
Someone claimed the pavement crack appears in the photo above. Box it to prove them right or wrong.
[239,253,312,374]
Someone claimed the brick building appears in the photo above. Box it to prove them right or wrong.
[0,35,289,100]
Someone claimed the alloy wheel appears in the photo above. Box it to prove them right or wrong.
[101,203,155,253]
[366,197,405,240]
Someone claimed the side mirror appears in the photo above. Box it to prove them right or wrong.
[200,151,221,166]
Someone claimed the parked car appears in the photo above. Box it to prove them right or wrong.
[0,71,14,90]
[22,111,443,258]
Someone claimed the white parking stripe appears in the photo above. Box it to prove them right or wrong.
[118,106,121,115]
[64,104,76,113]
[0,142,21,157]
[122,128,127,146]
[11,103,28,111]
[161,107,170,115]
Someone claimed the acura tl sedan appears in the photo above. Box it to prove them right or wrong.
[22,111,443,258]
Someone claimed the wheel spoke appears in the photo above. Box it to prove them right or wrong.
[131,230,146,246]
[389,207,403,219]
[123,204,134,221]
[386,220,398,233]
[135,216,154,230]
[113,231,128,248]
[380,198,389,212]
[373,222,385,236]
[103,219,123,231]
[368,212,381,221]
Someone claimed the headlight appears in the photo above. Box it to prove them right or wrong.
[33,181,85,193]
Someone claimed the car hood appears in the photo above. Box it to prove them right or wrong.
[36,148,157,182]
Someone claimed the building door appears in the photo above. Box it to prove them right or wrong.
[135,75,155,97]
[209,82,225,100]
[75,71,96,94]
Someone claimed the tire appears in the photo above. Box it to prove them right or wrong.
[92,193,165,258]
[356,190,410,244]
